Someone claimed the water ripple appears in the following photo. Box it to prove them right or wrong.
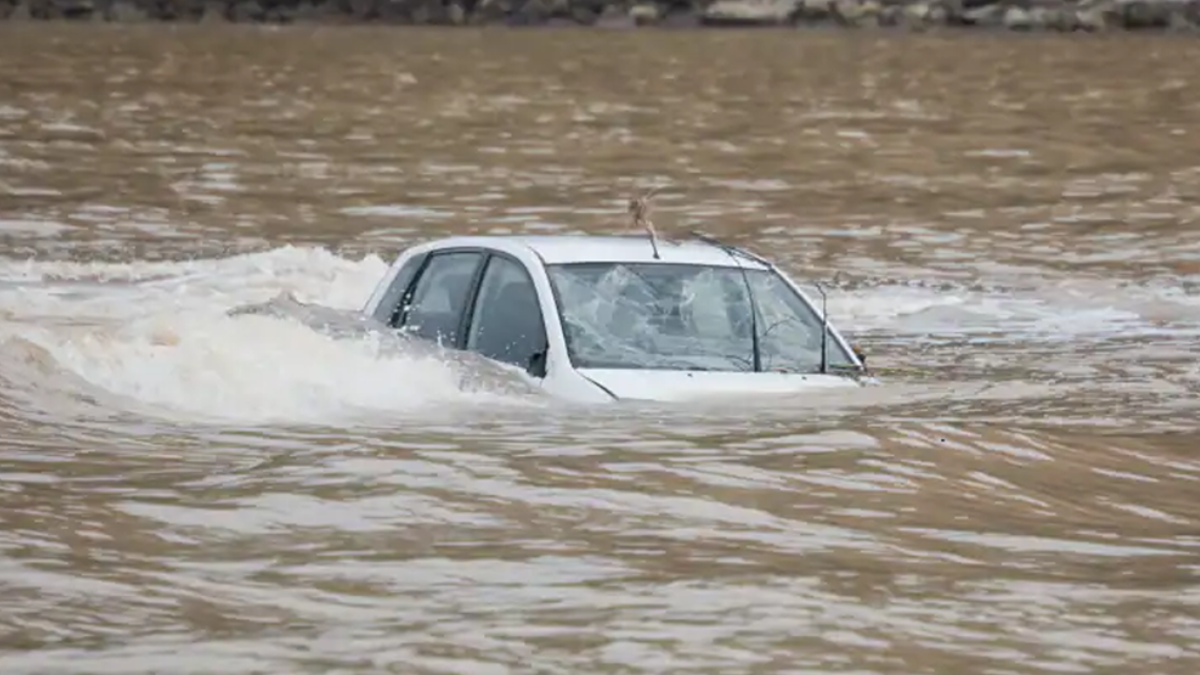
[2,25,1200,675]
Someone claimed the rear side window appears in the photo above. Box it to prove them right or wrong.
[399,251,482,347]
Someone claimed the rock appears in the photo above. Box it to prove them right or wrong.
[857,0,884,23]
[1003,4,1032,28]
[468,0,507,23]
[409,0,467,24]
[593,3,635,26]
[6,0,32,18]
[0,0,1196,30]
[103,0,146,20]
[900,1,932,28]
[962,2,1003,25]
[17,0,44,18]
[658,8,701,26]
[845,0,892,24]
[878,2,903,25]
[700,0,799,26]
[229,0,264,20]
[55,0,96,19]
[291,0,345,21]
[379,0,411,22]
[1174,0,1200,28]
[1053,5,1080,29]
[832,0,883,26]
[565,4,599,24]
[938,0,963,20]
[796,0,831,21]
[199,0,225,20]
[628,2,658,24]
[508,0,569,24]
[1027,6,1050,28]
[926,1,949,24]
[1117,0,1179,27]
[1075,0,1121,29]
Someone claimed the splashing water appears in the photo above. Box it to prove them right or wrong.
[0,246,547,425]
[2,244,1197,430]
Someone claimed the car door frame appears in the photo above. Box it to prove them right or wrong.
[381,244,553,378]
[364,251,430,326]
[459,249,553,379]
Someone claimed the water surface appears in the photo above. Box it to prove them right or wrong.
[2,25,1200,675]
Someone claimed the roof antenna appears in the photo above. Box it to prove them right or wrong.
[628,185,664,260]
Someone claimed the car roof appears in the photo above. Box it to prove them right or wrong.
[419,234,772,270]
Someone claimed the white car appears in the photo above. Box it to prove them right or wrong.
[361,233,868,403]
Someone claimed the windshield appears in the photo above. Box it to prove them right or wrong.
[545,262,857,373]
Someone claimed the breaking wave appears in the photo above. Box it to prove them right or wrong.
[0,246,547,426]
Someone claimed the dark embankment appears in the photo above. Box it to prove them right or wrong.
[1,0,1198,32]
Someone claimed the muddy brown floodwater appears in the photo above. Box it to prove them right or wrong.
[2,24,1200,675]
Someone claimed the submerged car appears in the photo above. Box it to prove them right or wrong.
[361,233,867,403]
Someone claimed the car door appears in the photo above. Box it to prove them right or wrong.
[463,253,549,378]
[395,250,485,348]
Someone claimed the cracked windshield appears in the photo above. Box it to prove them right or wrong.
[2,6,1200,675]
[548,261,856,372]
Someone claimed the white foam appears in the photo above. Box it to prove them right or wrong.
[0,104,27,120]
[0,244,385,311]
[12,313,498,424]
[825,281,1200,339]
[340,205,455,219]
[0,246,532,425]
[0,218,75,236]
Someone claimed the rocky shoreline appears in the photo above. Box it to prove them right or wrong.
[1,0,1198,31]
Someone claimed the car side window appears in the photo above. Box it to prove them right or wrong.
[399,251,482,347]
[370,253,427,326]
[466,255,548,376]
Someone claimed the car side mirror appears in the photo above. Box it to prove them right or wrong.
[852,344,867,366]
[527,348,548,379]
